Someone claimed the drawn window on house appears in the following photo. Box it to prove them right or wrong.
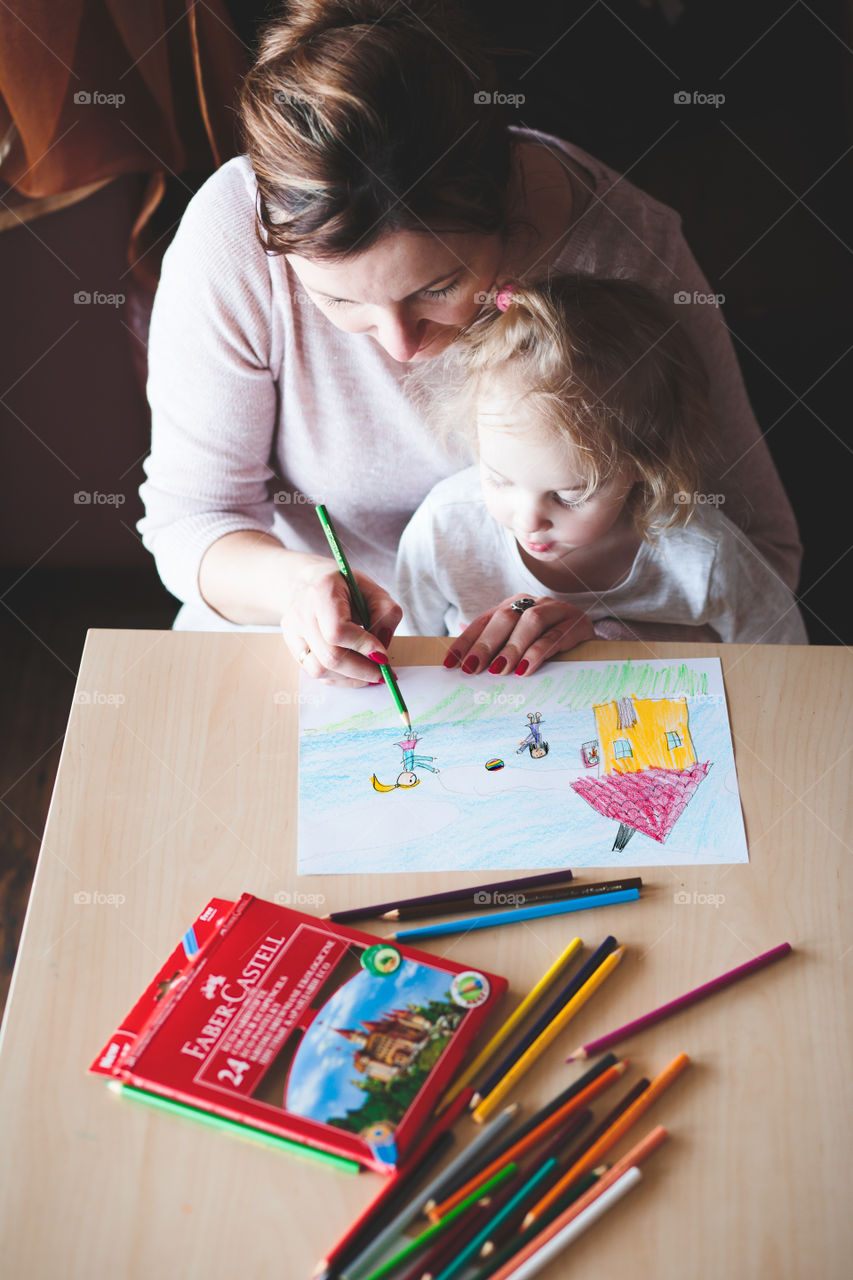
[613,739,633,759]
[666,731,683,750]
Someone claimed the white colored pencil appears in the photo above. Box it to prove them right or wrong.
[503,1167,643,1279]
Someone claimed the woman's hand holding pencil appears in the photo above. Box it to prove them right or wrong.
[311,504,409,719]
[281,553,401,688]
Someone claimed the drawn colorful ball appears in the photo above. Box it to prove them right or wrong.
[449,970,491,1008]
[361,944,402,977]
[484,758,505,771]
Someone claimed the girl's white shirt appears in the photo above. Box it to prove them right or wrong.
[396,465,807,645]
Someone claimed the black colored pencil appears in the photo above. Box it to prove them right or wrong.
[423,1056,617,1214]
[471,938,619,1107]
[477,1080,650,1259]
[324,869,574,923]
[404,1199,495,1280]
[473,1168,606,1274]
[389,878,642,923]
[314,1128,455,1280]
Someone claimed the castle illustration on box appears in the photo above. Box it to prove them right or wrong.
[283,958,471,1164]
[335,1007,438,1083]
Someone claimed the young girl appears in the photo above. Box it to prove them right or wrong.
[396,276,807,676]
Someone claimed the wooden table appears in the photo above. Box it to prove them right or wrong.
[0,633,850,1279]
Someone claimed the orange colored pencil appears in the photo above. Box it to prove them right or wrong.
[426,1061,627,1224]
[487,1126,668,1280]
[522,1052,689,1227]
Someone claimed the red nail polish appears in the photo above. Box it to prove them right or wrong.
[369,651,389,664]
[378,628,392,648]
[488,656,507,674]
[443,650,461,669]
[515,659,529,676]
[462,655,479,674]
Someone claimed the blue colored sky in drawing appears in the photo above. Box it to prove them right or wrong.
[284,960,455,1123]
[298,691,748,874]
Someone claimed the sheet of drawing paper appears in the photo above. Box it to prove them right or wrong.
[297,657,749,874]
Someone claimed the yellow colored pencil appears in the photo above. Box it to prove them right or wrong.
[436,937,583,1115]
[472,946,626,1123]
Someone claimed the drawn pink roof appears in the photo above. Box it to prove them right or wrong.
[571,762,710,843]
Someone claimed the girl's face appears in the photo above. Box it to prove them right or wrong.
[287,229,503,363]
[477,388,636,577]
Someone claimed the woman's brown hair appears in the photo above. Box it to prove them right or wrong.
[424,275,715,537]
[239,0,514,258]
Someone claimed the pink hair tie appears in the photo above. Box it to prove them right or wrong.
[495,285,515,312]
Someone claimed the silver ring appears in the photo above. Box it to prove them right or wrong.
[297,646,311,664]
[511,597,536,614]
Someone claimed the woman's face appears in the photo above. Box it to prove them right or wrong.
[287,229,503,363]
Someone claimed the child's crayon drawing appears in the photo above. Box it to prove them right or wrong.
[297,658,748,873]
[370,729,440,792]
[516,711,549,759]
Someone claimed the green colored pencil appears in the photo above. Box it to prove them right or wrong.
[433,1156,560,1280]
[316,504,410,728]
[360,1163,518,1280]
[107,1081,361,1174]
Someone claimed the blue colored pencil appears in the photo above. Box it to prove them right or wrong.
[389,890,639,941]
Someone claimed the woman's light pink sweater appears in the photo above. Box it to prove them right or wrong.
[138,129,802,631]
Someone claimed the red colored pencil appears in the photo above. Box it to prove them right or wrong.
[312,1087,473,1279]
[398,1199,495,1280]
[567,942,793,1060]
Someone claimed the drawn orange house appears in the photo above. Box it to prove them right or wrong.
[572,694,709,848]
[594,695,696,774]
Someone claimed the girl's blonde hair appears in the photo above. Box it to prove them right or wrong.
[426,275,714,537]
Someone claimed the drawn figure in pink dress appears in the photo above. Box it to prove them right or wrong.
[371,730,439,792]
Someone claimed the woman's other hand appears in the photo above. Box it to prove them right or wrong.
[443,595,594,678]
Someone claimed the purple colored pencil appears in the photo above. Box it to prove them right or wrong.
[325,869,573,923]
[567,941,793,1061]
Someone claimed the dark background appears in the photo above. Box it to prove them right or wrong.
[2,0,851,1006]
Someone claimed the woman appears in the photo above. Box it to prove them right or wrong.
[138,0,802,685]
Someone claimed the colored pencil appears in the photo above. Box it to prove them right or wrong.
[409,1201,495,1280]
[447,1117,597,1269]
[494,1127,667,1280]
[393,879,642,923]
[325,871,574,924]
[427,1054,617,1214]
[391,891,639,942]
[107,1081,360,1173]
[316,503,410,728]
[313,1088,474,1279]
[522,1056,687,1226]
[359,1166,518,1280]
[556,1077,651,1171]
[436,938,583,1114]
[339,1103,519,1280]
[429,1105,592,1216]
[472,938,619,1107]
[567,941,793,1060]
[472,949,627,1122]
[476,1168,606,1270]
[432,1157,563,1280]
[503,1168,643,1280]
[428,1062,627,1222]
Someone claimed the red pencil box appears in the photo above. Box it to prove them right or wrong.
[91,893,507,1172]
